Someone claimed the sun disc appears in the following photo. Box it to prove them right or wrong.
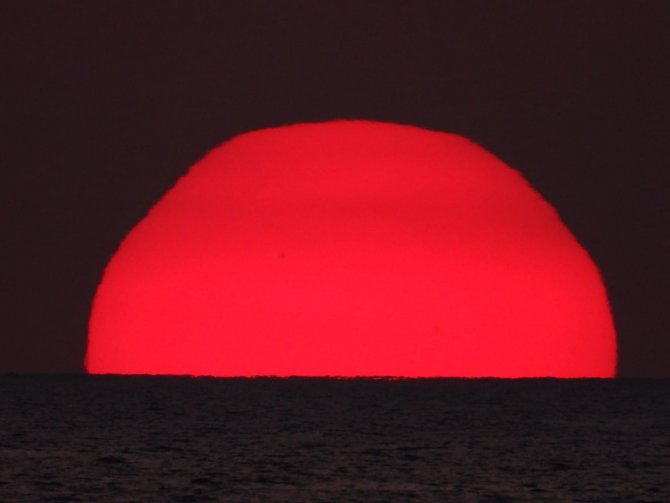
[86,121,617,377]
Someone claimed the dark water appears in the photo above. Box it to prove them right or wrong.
[0,376,668,502]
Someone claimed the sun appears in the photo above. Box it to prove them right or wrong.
[86,120,617,377]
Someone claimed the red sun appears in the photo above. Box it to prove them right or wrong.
[86,121,616,377]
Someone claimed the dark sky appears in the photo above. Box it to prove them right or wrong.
[3,1,669,376]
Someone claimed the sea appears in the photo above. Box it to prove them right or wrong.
[0,376,668,502]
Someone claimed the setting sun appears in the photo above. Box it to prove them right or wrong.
[86,121,617,377]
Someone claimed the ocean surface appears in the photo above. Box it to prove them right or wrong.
[0,376,668,502]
